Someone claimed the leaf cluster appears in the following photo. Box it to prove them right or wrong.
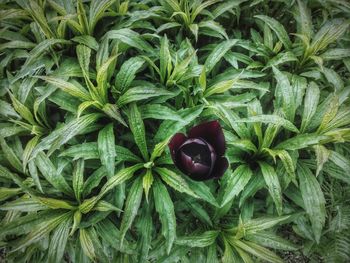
[0,0,350,262]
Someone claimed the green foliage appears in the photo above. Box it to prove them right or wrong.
[1,0,350,262]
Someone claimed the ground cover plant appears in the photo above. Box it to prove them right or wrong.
[0,0,350,262]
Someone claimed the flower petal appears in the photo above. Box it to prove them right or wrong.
[210,157,229,179]
[188,120,226,156]
[168,133,187,163]
[177,138,213,180]
[179,151,211,177]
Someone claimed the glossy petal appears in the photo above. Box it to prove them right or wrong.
[168,133,187,163]
[210,157,229,179]
[177,138,217,181]
[179,151,210,177]
[188,120,226,156]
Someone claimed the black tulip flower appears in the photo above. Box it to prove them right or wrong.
[168,120,228,181]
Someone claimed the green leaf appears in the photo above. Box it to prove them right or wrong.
[156,22,181,33]
[11,211,72,252]
[77,0,89,34]
[323,67,344,90]
[60,142,99,160]
[160,35,172,83]
[142,169,153,202]
[0,137,22,172]
[296,0,312,39]
[291,75,307,109]
[28,160,43,193]
[117,86,175,107]
[37,76,91,101]
[207,243,219,263]
[138,204,153,262]
[264,148,296,184]
[34,151,72,195]
[48,216,71,263]
[155,167,198,199]
[115,145,144,163]
[275,150,296,183]
[297,163,326,243]
[199,65,207,91]
[229,239,284,263]
[235,246,254,263]
[190,0,220,22]
[317,94,339,133]
[80,228,96,261]
[236,114,299,133]
[275,133,329,150]
[239,173,265,207]
[314,145,330,177]
[32,113,102,157]
[99,163,144,199]
[310,19,350,54]
[184,177,219,207]
[72,35,99,50]
[102,103,127,126]
[76,44,91,78]
[204,79,235,97]
[265,52,298,69]
[96,55,118,101]
[272,67,295,121]
[221,165,252,207]
[258,161,283,215]
[82,167,106,198]
[24,38,70,67]
[0,40,36,51]
[60,142,142,163]
[222,238,236,263]
[205,39,238,73]
[89,0,116,32]
[36,196,75,210]
[93,200,123,213]
[105,29,153,53]
[0,99,20,118]
[140,104,184,122]
[255,15,292,49]
[186,200,212,227]
[0,188,21,203]
[243,215,293,233]
[98,123,116,177]
[199,20,228,40]
[73,159,84,202]
[23,135,41,172]
[128,103,148,161]
[8,93,37,126]
[0,195,46,211]
[176,231,219,248]
[246,231,299,251]
[329,150,350,174]
[211,104,250,139]
[151,138,171,162]
[228,139,258,153]
[70,210,81,236]
[77,100,99,118]
[153,178,176,254]
[120,176,143,244]
[115,57,144,92]
[301,82,320,132]
[321,48,350,60]
[154,105,203,142]
[168,50,196,82]
[95,219,133,254]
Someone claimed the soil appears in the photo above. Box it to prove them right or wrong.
[280,250,310,263]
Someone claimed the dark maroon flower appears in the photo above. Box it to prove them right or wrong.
[168,120,228,181]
